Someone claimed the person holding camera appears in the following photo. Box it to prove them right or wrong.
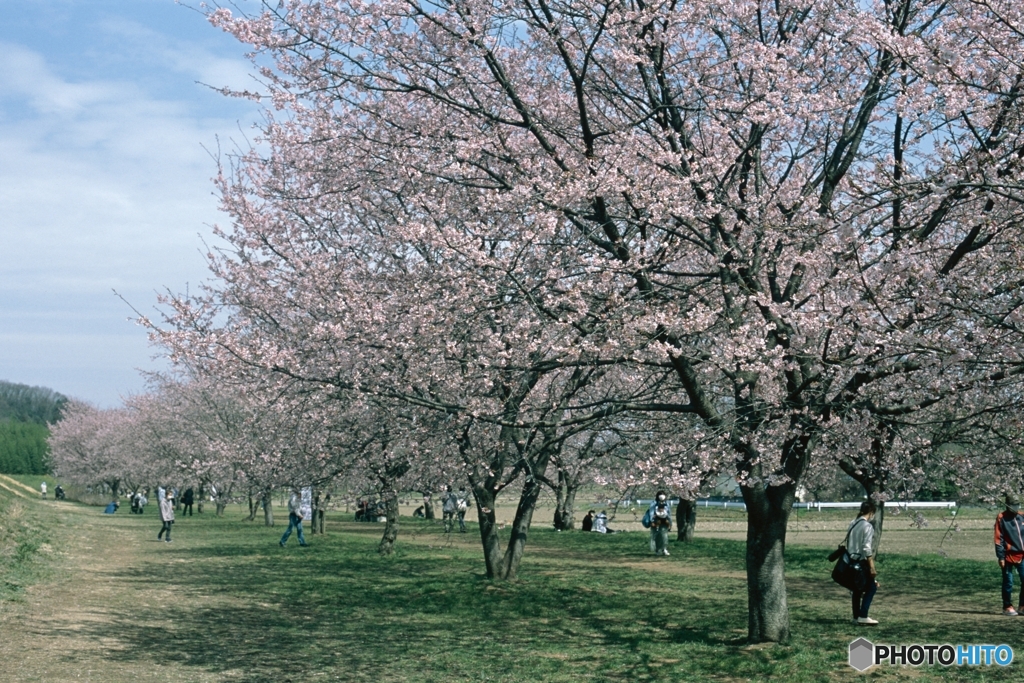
[846,500,880,625]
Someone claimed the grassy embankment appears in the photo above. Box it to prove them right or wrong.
[0,474,59,604]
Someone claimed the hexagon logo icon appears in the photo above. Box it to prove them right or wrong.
[849,637,874,671]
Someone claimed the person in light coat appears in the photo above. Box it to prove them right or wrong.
[158,488,175,543]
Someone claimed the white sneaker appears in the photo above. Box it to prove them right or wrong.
[856,617,878,625]
[663,549,670,556]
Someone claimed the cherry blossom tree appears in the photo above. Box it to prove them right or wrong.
[48,401,147,500]
[185,0,1024,642]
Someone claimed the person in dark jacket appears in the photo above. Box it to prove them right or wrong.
[995,493,1024,616]
[581,510,594,532]
[181,488,195,516]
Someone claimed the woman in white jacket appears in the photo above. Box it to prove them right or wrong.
[158,488,175,543]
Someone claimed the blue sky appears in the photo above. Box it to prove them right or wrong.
[1,0,261,407]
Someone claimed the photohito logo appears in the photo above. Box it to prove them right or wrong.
[848,638,1013,671]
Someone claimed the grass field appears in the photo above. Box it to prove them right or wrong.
[1,483,1021,682]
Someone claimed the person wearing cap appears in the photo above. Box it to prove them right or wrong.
[642,491,673,556]
[995,493,1024,615]
[158,487,175,543]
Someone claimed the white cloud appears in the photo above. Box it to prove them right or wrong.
[0,35,256,406]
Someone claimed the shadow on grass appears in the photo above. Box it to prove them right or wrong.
[38,516,1024,682]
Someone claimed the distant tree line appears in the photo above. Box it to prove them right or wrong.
[0,380,67,424]
[0,380,67,474]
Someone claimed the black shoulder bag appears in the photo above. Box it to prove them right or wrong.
[830,519,870,592]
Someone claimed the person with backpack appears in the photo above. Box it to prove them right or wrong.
[442,486,458,533]
[642,491,673,556]
[995,493,1024,616]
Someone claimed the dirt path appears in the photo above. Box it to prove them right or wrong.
[0,501,227,683]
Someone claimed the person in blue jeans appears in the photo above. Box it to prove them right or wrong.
[994,493,1024,615]
[279,488,309,547]
[847,500,879,625]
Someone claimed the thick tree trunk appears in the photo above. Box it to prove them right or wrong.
[471,485,506,579]
[741,483,795,643]
[471,450,552,580]
[861,482,885,550]
[497,472,545,580]
[247,493,259,521]
[553,470,578,531]
[676,497,696,542]
[873,501,885,550]
[216,499,228,517]
[840,464,887,551]
[424,495,435,520]
[262,491,274,527]
[311,489,326,535]
[378,489,400,555]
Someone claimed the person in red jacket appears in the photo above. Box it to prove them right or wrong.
[995,493,1024,616]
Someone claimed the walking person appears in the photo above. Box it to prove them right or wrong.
[456,487,469,533]
[442,485,458,533]
[181,487,195,517]
[158,488,175,542]
[847,500,880,625]
[279,488,309,547]
[643,491,673,555]
[995,493,1024,615]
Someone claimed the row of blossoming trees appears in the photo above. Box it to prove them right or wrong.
[47,0,1024,642]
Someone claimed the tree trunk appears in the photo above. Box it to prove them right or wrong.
[262,491,274,527]
[553,469,578,531]
[216,499,228,517]
[471,485,506,579]
[840,464,886,552]
[496,470,545,579]
[424,494,435,520]
[197,481,205,514]
[873,501,885,550]
[378,488,400,555]
[741,483,794,643]
[676,497,696,542]
[247,493,259,521]
[310,489,320,535]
